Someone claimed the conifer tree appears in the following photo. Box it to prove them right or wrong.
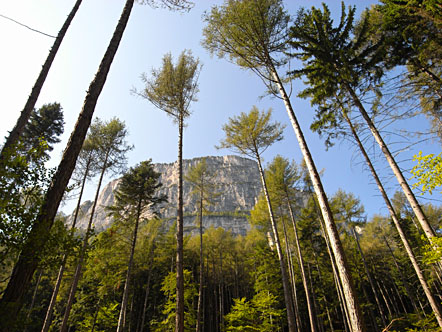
[108,160,166,332]
[218,106,298,331]
[202,2,364,330]
[20,103,64,161]
[288,3,437,244]
[136,50,201,332]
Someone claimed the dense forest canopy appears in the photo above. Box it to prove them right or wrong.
[0,0,441,331]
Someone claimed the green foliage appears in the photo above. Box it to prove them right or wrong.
[422,236,442,265]
[224,292,283,332]
[108,159,167,223]
[77,302,119,332]
[20,102,64,160]
[225,241,284,332]
[390,313,440,332]
[88,117,133,176]
[151,269,197,332]
[370,1,442,140]
[137,50,201,122]
[185,157,218,216]
[411,151,442,194]
[218,106,285,159]
[202,0,290,80]
[288,3,385,147]
[0,141,53,261]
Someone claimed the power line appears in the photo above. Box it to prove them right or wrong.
[0,13,56,38]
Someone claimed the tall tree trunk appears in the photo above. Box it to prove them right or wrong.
[279,211,300,332]
[0,0,82,159]
[270,67,365,332]
[176,114,184,332]
[60,154,109,332]
[317,212,352,331]
[383,237,420,315]
[90,299,101,332]
[196,193,204,332]
[0,1,134,325]
[41,155,92,332]
[342,111,442,327]
[219,251,224,330]
[117,199,142,332]
[25,269,43,329]
[307,262,322,332]
[255,153,296,332]
[288,248,302,332]
[344,84,436,242]
[139,243,155,332]
[286,199,318,332]
[352,227,387,327]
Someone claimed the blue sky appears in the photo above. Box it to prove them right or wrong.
[0,0,439,218]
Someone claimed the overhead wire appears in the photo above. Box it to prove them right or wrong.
[0,13,56,38]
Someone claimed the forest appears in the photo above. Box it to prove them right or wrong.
[0,0,441,331]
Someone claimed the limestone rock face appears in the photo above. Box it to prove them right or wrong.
[67,155,264,235]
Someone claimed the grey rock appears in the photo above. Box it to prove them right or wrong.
[67,155,264,235]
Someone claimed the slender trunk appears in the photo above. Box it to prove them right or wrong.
[307,263,322,332]
[384,237,420,314]
[344,84,436,241]
[41,156,92,332]
[390,277,407,314]
[140,245,155,332]
[255,153,296,332]
[289,251,302,332]
[286,199,318,332]
[271,68,365,332]
[0,1,134,324]
[318,214,352,331]
[196,192,204,332]
[0,0,82,159]
[25,270,43,327]
[314,258,335,332]
[90,300,101,332]
[219,252,224,330]
[352,227,387,326]
[342,111,442,327]
[176,114,184,332]
[376,277,393,317]
[279,212,300,332]
[117,199,142,332]
[60,155,109,332]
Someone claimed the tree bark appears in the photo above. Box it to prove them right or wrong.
[342,111,442,327]
[256,153,296,332]
[176,114,184,332]
[0,0,82,159]
[344,84,437,242]
[0,1,134,326]
[117,199,142,332]
[271,67,366,332]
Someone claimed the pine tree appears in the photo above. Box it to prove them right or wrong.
[108,160,166,332]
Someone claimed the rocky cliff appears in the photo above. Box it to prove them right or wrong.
[67,155,266,235]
